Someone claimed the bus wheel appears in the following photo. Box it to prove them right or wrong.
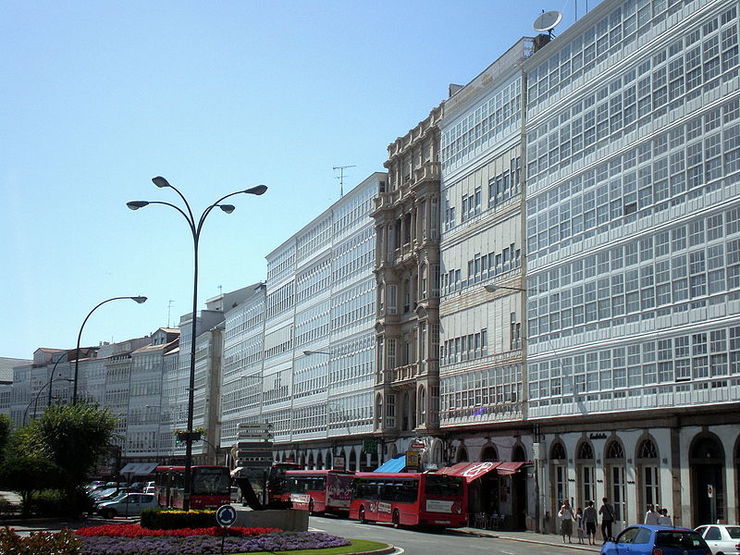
[392,509,401,528]
[359,506,367,524]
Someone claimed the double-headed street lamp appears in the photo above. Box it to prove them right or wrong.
[127,175,267,510]
[73,296,148,404]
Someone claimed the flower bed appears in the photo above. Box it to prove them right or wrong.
[76,524,278,537]
[75,525,351,555]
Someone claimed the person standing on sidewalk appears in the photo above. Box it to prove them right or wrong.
[558,500,575,543]
[583,500,598,545]
[644,504,659,524]
[599,497,615,542]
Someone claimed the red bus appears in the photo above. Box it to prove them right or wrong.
[349,472,467,528]
[286,470,354,514]
[154,465,231,509]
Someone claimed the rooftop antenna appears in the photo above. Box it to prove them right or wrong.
[333,164,356,197]
[167,300,174,327]
[533,9,563,37]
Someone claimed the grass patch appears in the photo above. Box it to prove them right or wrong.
[235,538,389,554]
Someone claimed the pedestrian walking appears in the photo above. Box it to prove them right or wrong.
[644,503,659,525]
[658,508,672,526]
[558,500,575,543]
[583,500,598,545]
[599,497,615,542]
[575,507,585,544]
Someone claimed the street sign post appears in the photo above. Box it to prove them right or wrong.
[216,504,238,555]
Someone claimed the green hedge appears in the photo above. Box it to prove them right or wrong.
[140,508,217,529]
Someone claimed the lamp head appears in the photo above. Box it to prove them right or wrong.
[131,296,148,304]
[126,201,149,210]
[152,176,171,188]
[219,204,236,214]
[245,185,268,196]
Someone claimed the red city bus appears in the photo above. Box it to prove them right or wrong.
[154,465,231,509]
[349,472,467,528]
[286,470,354,514]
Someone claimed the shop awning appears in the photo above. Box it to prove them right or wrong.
[374,454,406,473]
[495,462,532,476]
[437,462,501,482]
[119,462,159,475]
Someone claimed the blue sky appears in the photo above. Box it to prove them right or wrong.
[1,0,597,359]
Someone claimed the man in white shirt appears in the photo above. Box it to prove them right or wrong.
[657,508,672,525]
[644,504,660,525]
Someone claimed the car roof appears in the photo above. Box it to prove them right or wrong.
[629,525,698,532]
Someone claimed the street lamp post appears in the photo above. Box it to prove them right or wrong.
[73,296,147,404]
[127,175,267,510]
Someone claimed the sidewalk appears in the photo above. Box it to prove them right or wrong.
[457,527,602,552]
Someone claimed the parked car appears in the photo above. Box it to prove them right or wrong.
[695,524,740,555]
[97,493,158,518]
[92,487,135,505]
[601,525,711,555]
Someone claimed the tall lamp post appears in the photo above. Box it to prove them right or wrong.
[73,296,148,404]
[127,175,267,510]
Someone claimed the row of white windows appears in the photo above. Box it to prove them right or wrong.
[440,364,522,410]
[529,325,740,400]
[441,78,522,170]
[441,245,522,296]
[526,0,721,112]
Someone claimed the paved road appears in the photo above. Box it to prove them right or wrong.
[309,515,586,555]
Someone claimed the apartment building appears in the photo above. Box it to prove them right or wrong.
[372,106,443,465]
[259,173,383,469]
[437,37,533,528]
[523,0,740,529]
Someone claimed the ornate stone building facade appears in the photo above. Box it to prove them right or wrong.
[373,105,443,461]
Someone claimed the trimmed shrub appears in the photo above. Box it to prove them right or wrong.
[0,528,82,554]
[140,509,216,530]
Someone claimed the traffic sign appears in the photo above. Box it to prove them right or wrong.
[216,504,238,527]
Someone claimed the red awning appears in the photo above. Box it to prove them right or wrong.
[437,462,501,483]
[495,462,531,476]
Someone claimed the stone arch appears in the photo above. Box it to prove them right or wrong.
[604,436,627,522]
[417,385,427,426]
[480,444,499,462]
[512,443,526,462]
[575,439,596,508]
[689,432,726,526]
[635,434,661,514]
[549,439,568,530]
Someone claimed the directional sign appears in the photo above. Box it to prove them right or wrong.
[216,504,238,527]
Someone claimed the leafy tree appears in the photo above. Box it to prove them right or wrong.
[0,403,117,516]
[0,414,11,461]
[35,403,117,488]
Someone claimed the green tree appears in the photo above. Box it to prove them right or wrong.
[0,414,11,461]
[0,403,117,516]
[34,403,117,488]
[0,423,62,514]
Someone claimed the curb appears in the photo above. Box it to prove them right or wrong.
[456,528,599,553]
[496,534,600,552]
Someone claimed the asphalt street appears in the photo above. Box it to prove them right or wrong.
[309,514,589,555]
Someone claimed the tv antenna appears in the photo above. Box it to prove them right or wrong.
[533,10,563,36]
[167,300,174,328]
[333,164,356,197]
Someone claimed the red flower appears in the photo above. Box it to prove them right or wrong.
[75,524,280,537]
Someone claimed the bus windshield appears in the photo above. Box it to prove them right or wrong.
[192,468,231,496]
[425,474,464,497]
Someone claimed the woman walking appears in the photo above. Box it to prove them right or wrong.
[558,500,576,543]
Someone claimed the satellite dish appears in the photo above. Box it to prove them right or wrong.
[533,10,563,32]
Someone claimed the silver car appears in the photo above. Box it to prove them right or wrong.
[97,493,158,518]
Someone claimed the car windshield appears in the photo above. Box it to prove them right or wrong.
[655,531,706,549]
[727,526,740,539]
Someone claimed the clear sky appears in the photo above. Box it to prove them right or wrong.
[1,0,599,360]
